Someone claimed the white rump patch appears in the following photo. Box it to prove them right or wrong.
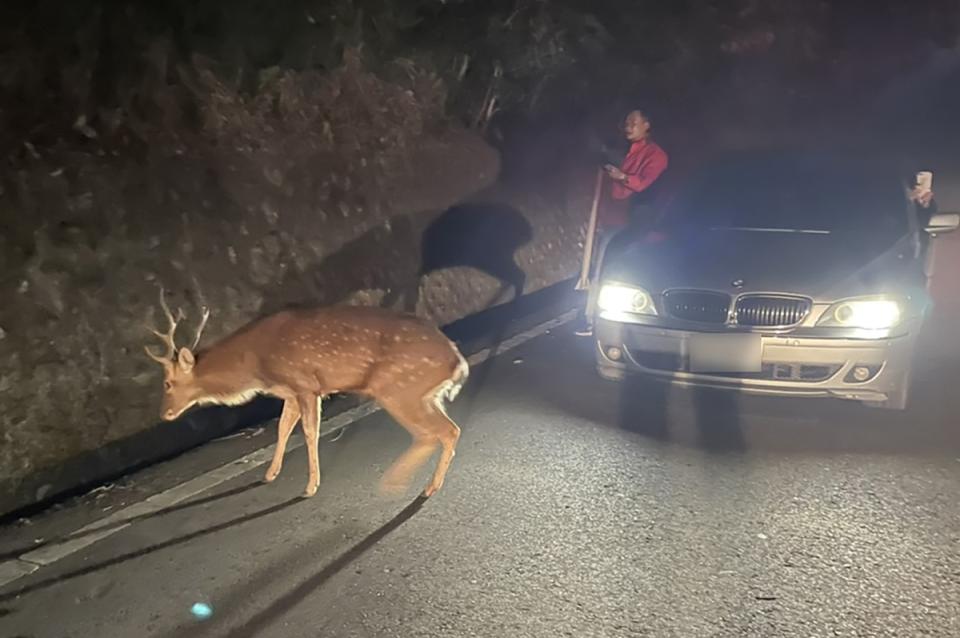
[423,351,469,414]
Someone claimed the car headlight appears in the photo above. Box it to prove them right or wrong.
[816,298,902,330]
[597,283,657,315]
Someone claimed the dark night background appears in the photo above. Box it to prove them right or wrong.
[2,3,960,637]
[1,0,959,519]
[0,0,960,510]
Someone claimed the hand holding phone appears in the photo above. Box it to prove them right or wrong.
[913,171,933,207]
[604,164,626,181]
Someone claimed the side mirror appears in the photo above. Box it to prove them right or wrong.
[924,212,960,235]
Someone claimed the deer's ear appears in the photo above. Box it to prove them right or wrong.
[177,348,196,373]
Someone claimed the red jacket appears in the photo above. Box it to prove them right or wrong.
[600,138,669,228]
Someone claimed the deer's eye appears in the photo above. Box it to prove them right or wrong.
[164,381,172,392]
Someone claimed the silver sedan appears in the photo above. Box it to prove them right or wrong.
[589,150,959,410]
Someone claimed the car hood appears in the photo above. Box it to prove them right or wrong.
[602,228,920,301]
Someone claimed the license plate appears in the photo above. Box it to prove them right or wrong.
[688,333,762,373]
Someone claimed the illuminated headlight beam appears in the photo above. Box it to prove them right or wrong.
[597,283,657,316]
[817,298,902,330]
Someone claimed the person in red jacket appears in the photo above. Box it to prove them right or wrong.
[575,109,669,336]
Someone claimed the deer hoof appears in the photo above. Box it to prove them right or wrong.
[302,483,319,498]
[263,468,280,483]
[422,481,442,498]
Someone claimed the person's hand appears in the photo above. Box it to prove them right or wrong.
[910,186,934,208]
[604,164,626,181]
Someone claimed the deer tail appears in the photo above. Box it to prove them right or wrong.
[445,350,469,403]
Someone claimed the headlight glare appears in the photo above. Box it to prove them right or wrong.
[818,299,902,330]
[597,283,657,315]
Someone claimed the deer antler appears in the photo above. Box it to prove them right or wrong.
[145,286,185,365]
[191,307,210,351]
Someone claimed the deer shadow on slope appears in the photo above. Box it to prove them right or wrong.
[263,202,534,317]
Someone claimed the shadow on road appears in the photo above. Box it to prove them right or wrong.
[0,482,263,563]
[166,495,429,638]
[0,492,302,603]
[615,375,746,453]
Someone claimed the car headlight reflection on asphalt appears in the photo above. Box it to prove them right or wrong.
[597,283,657,316]
[817,298,902,330]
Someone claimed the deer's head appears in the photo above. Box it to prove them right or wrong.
[144,287,210,421]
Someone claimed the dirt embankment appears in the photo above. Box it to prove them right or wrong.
[0,50,591,512]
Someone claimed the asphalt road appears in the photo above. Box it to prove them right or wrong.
[1,315,958,638]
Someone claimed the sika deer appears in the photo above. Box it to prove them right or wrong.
[144,288,468,498]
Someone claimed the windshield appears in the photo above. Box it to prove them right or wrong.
[661,154,911,237]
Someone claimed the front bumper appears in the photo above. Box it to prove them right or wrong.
[594,317,919,403]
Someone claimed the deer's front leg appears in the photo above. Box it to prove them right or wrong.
[264,399,301,483]
[297,394,322,497]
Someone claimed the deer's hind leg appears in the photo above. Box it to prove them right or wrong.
[421,393,461,497]
[377,398,439,496]
[264,399,301,483]
[377,386,461,498]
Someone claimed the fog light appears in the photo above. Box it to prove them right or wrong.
[606,346,623,361]
[844,364,881,383]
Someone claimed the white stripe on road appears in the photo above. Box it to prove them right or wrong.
[0,308,577,589]
[0,559,39,584]
[19,446,280,567]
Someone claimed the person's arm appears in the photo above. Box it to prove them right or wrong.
[605,148,669,194]
[621,149,668,194]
